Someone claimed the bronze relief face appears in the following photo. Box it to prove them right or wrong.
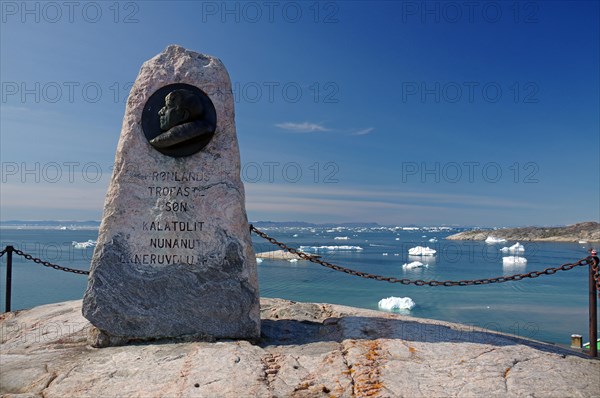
[142,83,217,157]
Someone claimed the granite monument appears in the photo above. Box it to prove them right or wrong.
[82,45,260,346]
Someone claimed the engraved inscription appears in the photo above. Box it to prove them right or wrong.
[120,253,205,266]
[122,169,209,266]
[142,221,204,231]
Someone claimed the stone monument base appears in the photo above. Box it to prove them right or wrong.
[87,326,230,348]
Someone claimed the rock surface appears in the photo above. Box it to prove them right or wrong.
[2,299,599,397]
[446,221,600,242]
[82,45,260,342]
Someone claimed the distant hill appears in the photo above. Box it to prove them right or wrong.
[446,221,600,242]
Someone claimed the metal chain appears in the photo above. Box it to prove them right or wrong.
[592,257,600,297]
[12,248,90,275]
[250,225,594,287]
[2,233,596,289]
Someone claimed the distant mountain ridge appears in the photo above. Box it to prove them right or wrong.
[250,221,381,228]
[446,221,600,242]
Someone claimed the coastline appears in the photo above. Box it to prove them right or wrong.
[446,221,600,242]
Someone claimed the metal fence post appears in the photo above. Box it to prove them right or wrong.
[590,256,598,358]
[5,246,14,313]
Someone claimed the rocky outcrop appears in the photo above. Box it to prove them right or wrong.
[447,221,600,242]
[1,299,599,397]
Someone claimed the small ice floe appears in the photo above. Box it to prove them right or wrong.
[402,261,427,270]
[408,246,436,256]
[378,296,415,311]
[485,236,507,244]
[395,237,400,241]
[292,234,299,238]
[428,238,438,243]
[288,259,298,263]
[256,258,263,264]
[382,253,389,256]
[422,235,427,238]
[394,253,400,256]
[334,236,349,240]
[579,240,588,244]
[72,240,96,249]
[500,242,525,254]
[502,256,527,266]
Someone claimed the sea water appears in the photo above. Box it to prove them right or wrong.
[0,226,596,346]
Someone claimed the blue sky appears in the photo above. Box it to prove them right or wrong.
[1,1,598,226]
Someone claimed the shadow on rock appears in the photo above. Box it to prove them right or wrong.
[259,315,587,358]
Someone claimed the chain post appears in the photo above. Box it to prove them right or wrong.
[5,246,14,313]
[589,256,598,358]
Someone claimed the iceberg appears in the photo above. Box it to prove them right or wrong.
[408,246,436,256]
[485,236,507,244]
[428,238,438,243]
[409,254,436,265]
[402,261,427,270]
[500,242,525,254]
[72,240,96,249]
[378,296,416,311]
[502,256,527,266]
[256,258,263,264]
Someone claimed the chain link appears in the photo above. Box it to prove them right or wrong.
[250,225,593,287]
[12,248,90,275]
[592,257,600,297]
[0,248,7,258]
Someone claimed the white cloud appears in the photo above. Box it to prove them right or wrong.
[245,183,542,209]
[275,122,331,133]
[352,127,375,136]
[243,183,551,224]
